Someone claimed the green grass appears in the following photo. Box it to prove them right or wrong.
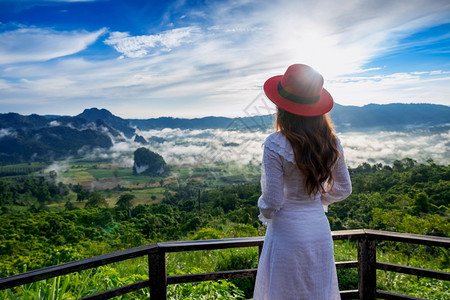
[376,271,450,300]
[86,168,121,180]
[102,188,164,207]
[0,248,252,299]
[63,168,95,183]
[0,162,48,170]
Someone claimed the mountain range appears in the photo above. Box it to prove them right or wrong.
[0,103,448,165]
[129,103,450,131]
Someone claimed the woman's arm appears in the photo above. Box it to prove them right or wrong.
[321,139,352,208]
[258,145,285,223]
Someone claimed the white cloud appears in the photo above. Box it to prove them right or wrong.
[339,130,450,167]
[0,128,14,138]
[49,120,61,126]
[76,127,450,170]
[328,71,450,106]
[0,27,106,64]
[1,0,450,116]
[104,27,199,58]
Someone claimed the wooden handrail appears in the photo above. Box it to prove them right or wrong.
[0,244,159,289]
[0,229,448,300]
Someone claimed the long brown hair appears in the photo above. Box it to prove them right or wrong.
[275,107,340,196]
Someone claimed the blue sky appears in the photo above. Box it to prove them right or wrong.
[0,0,449,118]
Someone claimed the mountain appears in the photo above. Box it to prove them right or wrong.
[133,147,167,176]
[54,116,122,137]
[77,108,135,138]
[0,126,112,164]
[129,116,236,130]
[0,113,49,129]
[0,103,448,165]
[0,112,118,164]
[129,103,450,131]
[329,103,450,130]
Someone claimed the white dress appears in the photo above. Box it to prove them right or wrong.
[253,132,352,300]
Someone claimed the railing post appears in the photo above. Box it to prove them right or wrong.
[357,235,376,300]
[148,249,167,300]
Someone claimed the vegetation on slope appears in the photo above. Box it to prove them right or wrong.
[0,158,448,299]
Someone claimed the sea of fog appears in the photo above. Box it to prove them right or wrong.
[83,127,449,169]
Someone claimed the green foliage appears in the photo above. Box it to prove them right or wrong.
[192,228,223,240]
[376,271,450,300]
[132,147,167,176]
[329,160,449,235]
[167,274,245,299]
[84,192,108,208]
[0,159,448,298]
[0,126,113,165]
[0,176,71,210]
[214,248,258,297]
[116,193,135,218]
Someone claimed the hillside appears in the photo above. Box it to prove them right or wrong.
[0,111,120,164]
[77,108,136,138]
[330,103,450,130]
[0,160,448,299]
[0,127,112,164]
[130,103,450,131]
[0,103,448,165]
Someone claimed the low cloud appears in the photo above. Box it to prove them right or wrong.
[49,120,61,126]
[44,160,70,183]
[0,128,14,138]
[339,129,449,167]
[93,127,449,170]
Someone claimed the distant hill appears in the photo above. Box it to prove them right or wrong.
[0,113,49,129]
[0,111,119,164]
[77,108,135,138]
[129,116,236,130]
[129,103,450,131]
[0,103,448,165]
[329,103,450,130]
[0,126,112,164]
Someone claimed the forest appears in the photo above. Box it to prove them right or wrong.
[0,158,448,299]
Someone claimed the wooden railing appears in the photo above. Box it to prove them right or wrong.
[0,229,449,299]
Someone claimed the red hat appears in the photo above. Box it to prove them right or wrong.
[264,64,334,116]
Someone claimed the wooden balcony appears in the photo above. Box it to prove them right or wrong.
[0,229,449,299]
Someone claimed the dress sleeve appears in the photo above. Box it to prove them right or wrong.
[321,138,352,211]
[258,145,285,225]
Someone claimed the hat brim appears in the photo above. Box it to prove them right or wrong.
[264,75,334,116]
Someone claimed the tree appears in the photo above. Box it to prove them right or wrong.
[116,193,135,218]
[64,200,76,211]
[77,189,90,202]
[35,184,51,204]
[48,170,57,183]
[414,193,429,214]
[85,192,108,208]
[0,181,13,206]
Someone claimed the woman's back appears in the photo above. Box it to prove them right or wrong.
[264,132,318,202]
[254,131,351,300]
[253,64,352,299]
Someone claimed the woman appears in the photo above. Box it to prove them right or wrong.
[253,64,352,300]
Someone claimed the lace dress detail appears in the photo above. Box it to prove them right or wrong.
[253,131,352,300]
